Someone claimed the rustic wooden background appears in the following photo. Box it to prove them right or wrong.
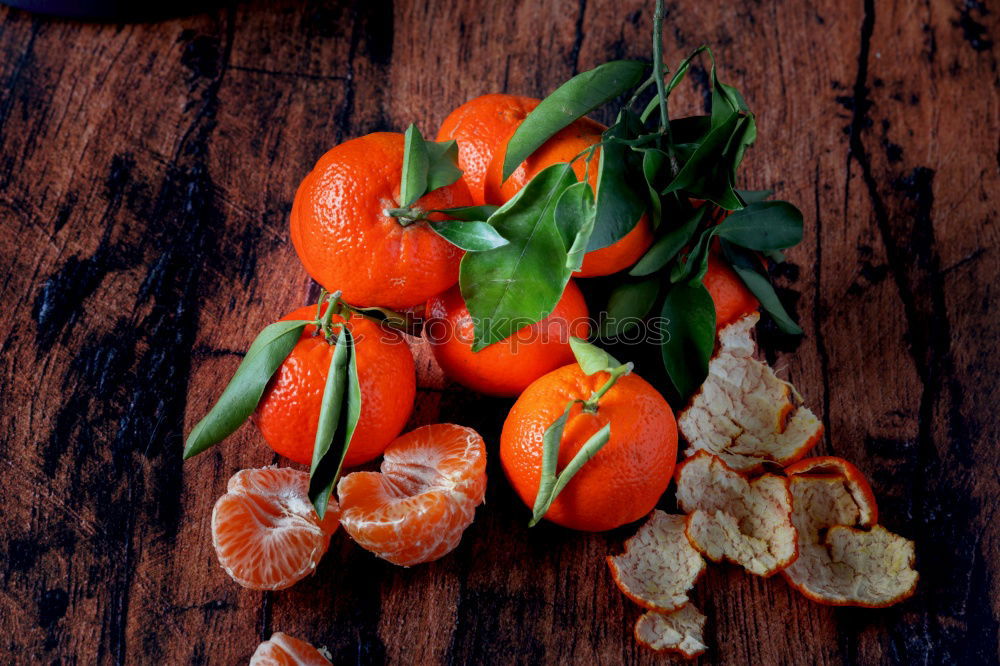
[1,0,997,663]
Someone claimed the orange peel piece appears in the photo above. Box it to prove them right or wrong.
[785,456,878,526]
[634,604,708,658]
[678,314,822,472]
[675,451,797,576]
[607,511,706,612]
[782,458,917,607]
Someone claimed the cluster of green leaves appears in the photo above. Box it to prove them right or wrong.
[458,47,804,400]
[182,297,362,518]
[460,61,647,351]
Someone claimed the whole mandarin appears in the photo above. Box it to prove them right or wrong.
[290,132,474,309]
[424,280,590,397]
[482,118,653,277]
[500,363,677,531]
[437,94,540,206]
[704,252,759,330]
[252,304,416,468]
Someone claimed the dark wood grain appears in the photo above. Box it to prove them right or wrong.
[0,0,997,664]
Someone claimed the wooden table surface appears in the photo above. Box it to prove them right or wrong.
[1,0,997,663]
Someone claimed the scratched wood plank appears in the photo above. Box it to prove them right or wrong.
[0,0,996,664]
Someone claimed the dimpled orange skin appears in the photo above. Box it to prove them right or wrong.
[704,252,759,330]
[500,364,678,531]
[424,280,591,397]
[482,117,654,278]
[436,93,540,206]
[251,305,416,468]
[290,132,474,309]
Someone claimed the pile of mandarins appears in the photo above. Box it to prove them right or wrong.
[184,47,916,665]
[203,92,756,587]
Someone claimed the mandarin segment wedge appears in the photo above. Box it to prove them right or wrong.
[675,452,797,576]
[782,459,917,607]
[634,604,708,659]
[607,511,706,612]
[678,314,822,472]
[337,424,487,566]
[212,467,339,591]
[249,632,333,666]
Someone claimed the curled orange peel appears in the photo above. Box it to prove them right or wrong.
[675,451,797,576]
[785,456,878,525]
[634,603,708,658]
[782,458,917,607]
[607,511,706,612]
[678,314,822,472]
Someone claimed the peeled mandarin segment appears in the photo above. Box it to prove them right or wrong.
[678,314,823,472]
[675,452,797,577]
[633,604,708,658]
[607,511,706,612]
[782,465,917,607]
[337,424,487,567]
[211,467,339,591]
[249,632,333,666]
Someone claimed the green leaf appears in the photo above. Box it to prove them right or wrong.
[353,305,422,336]
[670,115,712,144]
[308,325,362,518]
[670,225,715,284]
[425,139,464,193]
[728,113,757,182]
[600,278,660,339]
[663,112,754,210]
[666,45,710,95]
[569,336,622,374]
[589,111,647,252]
[530,399,577,527]
[502,60,647,180]
[710,56,749,129]
[531,422,612,526]
[400,124,430,208]
[427,205,499,221]
[660,282,716,399]
[715,201,803,250]
[640,148,669,229]
[641,46,712,124]
[184,320,309,460]
[429,220,509,251]
[461,163,578,350]
[553,181,597,272]
[736,188,773,204]
[629,206,706,276]
[721,240,803,335]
